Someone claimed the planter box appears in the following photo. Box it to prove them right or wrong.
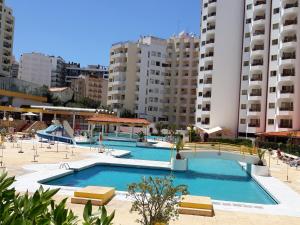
[252,164,270,176]
[171,158,188,171]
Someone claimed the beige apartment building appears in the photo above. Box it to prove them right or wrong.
[107,32,199,129]
[71,75,108,106]
[0,0,14,77]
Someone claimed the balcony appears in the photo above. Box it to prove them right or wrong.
[282,2,298,16]
[203,92,211,98]
[253,15,266,26]
[204,65,213,71]
[207,12,216,22]
[281,19,298,33]
[250,59,264,71]
[281,35,297,49]
[251,45,264,57]
[248,106,261,116]
[208,0,217,8]
[280,52,296,66]
[249,90,262,100]
[251,30,265,42]
[249,74,263,86]
[278,87,294,99]
[278,120,293,129]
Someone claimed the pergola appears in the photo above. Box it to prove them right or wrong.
[87,116,151,138]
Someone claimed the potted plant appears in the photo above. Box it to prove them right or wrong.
[137,131,145,142]
[252,148,269,176]
[171,138,188,171]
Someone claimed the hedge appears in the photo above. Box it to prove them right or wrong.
[208,138,253,147]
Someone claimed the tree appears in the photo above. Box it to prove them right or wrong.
[257,148,266,166]
[120,109,136,118]
[0,173,115,225]
[175,137,184,160]
[155,122,164,136]
[137,131,145,142]
[127,176,188,225]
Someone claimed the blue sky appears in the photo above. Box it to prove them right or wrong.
[7,0,200,66]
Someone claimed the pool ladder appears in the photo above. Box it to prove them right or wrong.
[59,162,71,170]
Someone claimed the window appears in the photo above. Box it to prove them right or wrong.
[240,119,246,124]
[269,103,275,108]
[244,47,250,52]
[245,32,250,38]
[246,4,252,10]
[270,70,277,76]
[243,61,249,66]
[271,55,277,61]
[203,16,207,21]
[272,39,278,45]
[273,23,279,29]
[198,92,202,97]
[242,75,248,81]
[241,104,246,109]
[199,79,203,84]
[273,8,280,14]
[246,18,251,24]
[197,117,201,122]
[268,119,274,125]
[241,90,247,95]
[269,87,276,93]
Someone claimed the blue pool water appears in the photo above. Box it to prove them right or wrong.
[47,140,277,204]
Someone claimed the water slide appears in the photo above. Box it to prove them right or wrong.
[36,123,75,144]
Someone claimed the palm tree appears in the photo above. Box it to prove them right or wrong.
[155,122,164,136]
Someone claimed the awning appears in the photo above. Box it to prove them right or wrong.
[196,126,223,134]
[21,112,38,117]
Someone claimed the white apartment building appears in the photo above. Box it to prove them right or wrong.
[196,0,245,135]
[107,33,199,128]
[0,0,14,77]
[197,0,300,137]
[18,53,65,87]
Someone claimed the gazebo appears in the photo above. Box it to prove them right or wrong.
[86,115,151,139]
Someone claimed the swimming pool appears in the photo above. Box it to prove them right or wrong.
[45,140,277,204]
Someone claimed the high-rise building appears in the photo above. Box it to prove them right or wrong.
[71,75,108,106]
[0,0,14,77]
[65,63,108,86]
[10,56,19,78]
[107,33,199,129]
[197,0,300,137]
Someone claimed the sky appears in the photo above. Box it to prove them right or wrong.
[7,0,200,66]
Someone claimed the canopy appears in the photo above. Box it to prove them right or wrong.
[21,112,38,117]
[196,126,223,134]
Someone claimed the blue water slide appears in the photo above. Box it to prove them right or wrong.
[36,125,75,144]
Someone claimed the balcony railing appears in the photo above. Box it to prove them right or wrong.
[253,30,265,36]
[279,107,293,111]
[279,122,293,128]
[284,3,298,9]
[250,91,262,96]
[206,39,215,44]
[203,92,211,98]
[255,1,266,6]
[251,60,263,66]
[249,107,261,112]
[254,15,265,21]
[204,79,212,84]
[280,88,294,94]
[283,35,297,43]
[202,107,211,111]
[284,19,297,26]
[207,25,216,31]
[208,12,216,17]
[282,68,295,76]
[248,123,260,127]
[282,52,296,59]
[252,45,264,51]
[250,74,262,81]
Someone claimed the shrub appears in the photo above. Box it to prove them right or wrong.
[127,176,188,225]
[0,172,115,225]
[208,138,252,147]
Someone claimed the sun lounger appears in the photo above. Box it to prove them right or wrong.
[178,195,214,217]
[71,186,115,206]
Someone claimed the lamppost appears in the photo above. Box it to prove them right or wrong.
[187,126,191,143]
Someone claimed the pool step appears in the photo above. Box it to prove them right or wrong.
[71,186,115,206]
[178,195,214,217]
